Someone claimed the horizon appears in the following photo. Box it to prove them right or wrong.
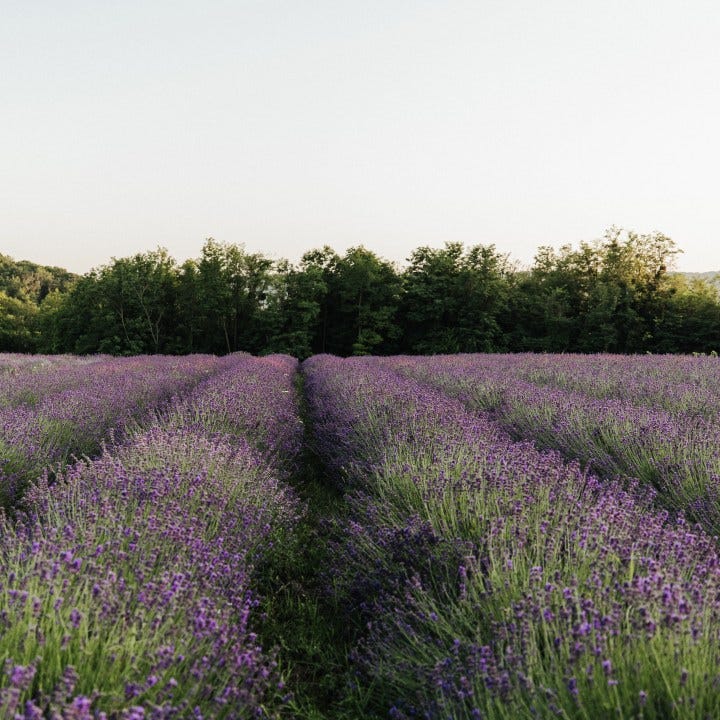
[6,232,719,277]
[2,1,719,275]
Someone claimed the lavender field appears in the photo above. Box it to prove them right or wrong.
[2,352,720,719]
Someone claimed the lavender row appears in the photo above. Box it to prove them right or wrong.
[166,353,303,472]
[304,355,720,719]
[515,353,720,418]
[0,354,109,408]
[388,355,720,538]
[0,354,238,507]
[0,354,302,719]
[423,353,720,419]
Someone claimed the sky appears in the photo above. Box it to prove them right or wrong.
[1,0,719,274]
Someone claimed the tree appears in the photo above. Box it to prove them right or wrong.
[333,247,402,356]
[35,289,69,353]
[301,246,340,355]
[400,242,512,353]
[47,249,179,355]
[0,292,36,351]
[49,273,112,354]
[9,227,710,358]
[263,259,327,359]
[102,249,179,353]
[654,276,720,353]
[189,239,273,354]
[518,229,681,353]
[176,259,202,353]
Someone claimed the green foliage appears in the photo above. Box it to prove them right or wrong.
[179,239,274,354]
[401,242,512,353]
[336,247,401,356]
[0,255,77,352]
[302,246,402,356]
[655,276,720,353]
[0,292,37,351]
[49,249,179,355]
[4,228,720,356]
[516,228,684,353]
[0,254,76,304]
[263,259,327,359]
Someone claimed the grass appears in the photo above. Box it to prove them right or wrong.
[254,373,384,720]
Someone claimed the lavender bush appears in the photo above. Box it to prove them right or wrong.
[468,353,720,418]
[0,355,236,506]
[0,354,302,718]
[4,349,720,719]
[304,354,720,719]
[389,354,720,537]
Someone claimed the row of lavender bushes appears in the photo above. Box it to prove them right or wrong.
[443,353,720,418]
[0,354,110,408]
[387,354,720,537]
[0,354,240,507]
[0,354,303,718]
[304,354,720,719]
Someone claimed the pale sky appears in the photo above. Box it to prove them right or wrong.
[2,0,719,274]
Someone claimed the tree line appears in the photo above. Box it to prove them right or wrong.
[3,228,720,357]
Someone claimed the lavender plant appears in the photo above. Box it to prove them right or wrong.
[0,355,236,506]
[0,354,302,718]
[469,353,720,418]
[304,355,720,719]
[389,354,720,537]
[0,355,110,408]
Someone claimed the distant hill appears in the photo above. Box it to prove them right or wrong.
[0,254,77,304]
[677,271,720,291]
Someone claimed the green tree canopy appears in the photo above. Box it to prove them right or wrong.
[4,227,717,357]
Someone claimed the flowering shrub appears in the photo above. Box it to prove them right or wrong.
[305,354,720,719]
[0,355,301,718]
